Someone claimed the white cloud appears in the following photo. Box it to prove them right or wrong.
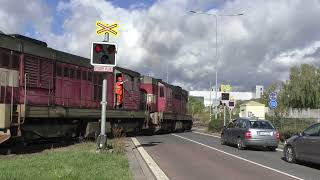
[1,0,320,91]
[0,0,51,34]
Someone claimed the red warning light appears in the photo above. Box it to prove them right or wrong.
[95,44,103,53]
[107,45,116,54]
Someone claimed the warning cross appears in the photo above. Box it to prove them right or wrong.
[96,21,119,36]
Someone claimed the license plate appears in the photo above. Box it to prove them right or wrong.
[259,131,271,136]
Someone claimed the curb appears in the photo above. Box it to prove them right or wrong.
[131,137,169,180]
[126,138,156,180]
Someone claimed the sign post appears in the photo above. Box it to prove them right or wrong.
[93,21,119,149]
[269,92,278,124]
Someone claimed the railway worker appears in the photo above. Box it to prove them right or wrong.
[115,76,124,108]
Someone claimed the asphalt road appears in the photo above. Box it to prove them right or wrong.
[136,131,320,180]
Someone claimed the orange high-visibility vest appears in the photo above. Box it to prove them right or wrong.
[115,82,123,95]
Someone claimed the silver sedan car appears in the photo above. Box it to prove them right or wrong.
[221,118,280,151]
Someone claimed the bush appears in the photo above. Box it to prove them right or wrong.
[111,127,126,154]
[279,127,301,141]
[208,116,224,133]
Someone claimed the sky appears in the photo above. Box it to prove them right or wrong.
[1,0,320,91]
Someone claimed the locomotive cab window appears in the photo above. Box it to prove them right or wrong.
[64,67,69,78]
[0,52,10,67]
[76,70,81,80]
[11,54,20,69]
[82,71,87,81]
[160,86,164,97]
[88,72,92,82]
[56,65,62,76]
[70,68,75,79]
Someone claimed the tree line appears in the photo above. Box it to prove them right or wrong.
[262,64,320,111]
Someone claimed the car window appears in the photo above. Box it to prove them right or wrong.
[227,122,235,128]
[235,120,241,128]
[241,120,247,129]
[249,121,274,129]
[303,124,320,136]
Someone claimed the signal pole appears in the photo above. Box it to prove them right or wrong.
[223,104,226,126]
[97,32,110,149]
[98,79,107,149]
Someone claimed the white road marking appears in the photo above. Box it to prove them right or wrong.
[193,131,284,152]
[131,137,170,180]
[172,134,303,180]
[193,131,221,138]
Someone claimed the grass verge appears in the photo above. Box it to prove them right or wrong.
[0,142,131,180]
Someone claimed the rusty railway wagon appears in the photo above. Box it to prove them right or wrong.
[0,33,192,145]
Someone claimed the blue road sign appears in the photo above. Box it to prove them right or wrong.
[269,100,277,109]
[269,92,277,101]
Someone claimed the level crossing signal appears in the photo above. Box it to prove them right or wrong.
[221,93,230,101]
[91,42,117,67]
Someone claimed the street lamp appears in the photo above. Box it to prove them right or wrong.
[189,10,243,122]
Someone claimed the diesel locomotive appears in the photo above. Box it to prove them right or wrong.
[0,32,192,145]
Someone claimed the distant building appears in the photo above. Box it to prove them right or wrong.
[189,91,254,106]
[239,101,265,119]
[189,96,204,106]
[189,85,265,106]
[255,85,264,99]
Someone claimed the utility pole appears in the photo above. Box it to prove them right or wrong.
[188,11,243,121]
[223,104,226,126]
[215,71,218,120]
[209,81,212,121]
[166,61,169,83]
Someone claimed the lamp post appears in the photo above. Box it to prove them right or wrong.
[189,10,243,121]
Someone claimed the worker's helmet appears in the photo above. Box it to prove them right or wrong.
[117,76,123,81]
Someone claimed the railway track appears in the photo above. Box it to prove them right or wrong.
[0,137,79,155]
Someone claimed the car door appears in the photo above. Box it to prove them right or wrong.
[295,123,320,162]
[313,127,320,164]
[225,121,235,144]
[232,119,242,142]
[230,119,241,144]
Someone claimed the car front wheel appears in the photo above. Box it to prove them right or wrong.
[285,146,296,163]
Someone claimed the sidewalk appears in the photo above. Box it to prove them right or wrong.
[126,138,155,180]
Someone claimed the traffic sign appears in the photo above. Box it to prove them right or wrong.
[269,100,277,109]
[220,84,232,92]
[96,21,119,36]
[269,92,277,101]
[94,66,113,72]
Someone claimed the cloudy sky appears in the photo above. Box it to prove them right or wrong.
[1,0,320,91]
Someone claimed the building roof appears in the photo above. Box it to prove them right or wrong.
[241,101,265,106]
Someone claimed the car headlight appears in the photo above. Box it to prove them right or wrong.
[284,140,287,145]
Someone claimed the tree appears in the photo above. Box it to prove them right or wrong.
[283,64,320,109]
[187,97,205,117]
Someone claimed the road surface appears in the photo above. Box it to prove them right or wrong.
[135,131,320,180]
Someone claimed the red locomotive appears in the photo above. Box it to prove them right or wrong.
[0,33,192,145]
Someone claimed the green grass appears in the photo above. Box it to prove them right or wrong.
[0,142,132,180]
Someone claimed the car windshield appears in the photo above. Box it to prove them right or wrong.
[249,121,274,129]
